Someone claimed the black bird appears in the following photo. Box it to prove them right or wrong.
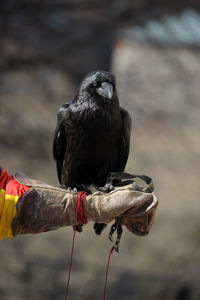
[53,70,132,234]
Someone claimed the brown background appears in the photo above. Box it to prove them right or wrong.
[1,1,200,299]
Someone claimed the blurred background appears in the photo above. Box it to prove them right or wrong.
[1,1,200,299]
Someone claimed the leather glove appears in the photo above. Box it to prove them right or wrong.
[11,172,158,237]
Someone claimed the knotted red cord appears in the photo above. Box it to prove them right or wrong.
[104,246,115,300]
[75,191,88,225]
[64,191,114,300]
[65,191,87,300]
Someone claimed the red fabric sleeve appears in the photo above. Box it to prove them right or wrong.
[0,167,9,190]
[0,167,29,196]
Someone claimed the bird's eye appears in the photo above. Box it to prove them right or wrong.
[93,81,100,87]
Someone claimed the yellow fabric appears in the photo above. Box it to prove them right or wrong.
[0,189,18,240]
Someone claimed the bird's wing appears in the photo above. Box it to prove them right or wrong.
[119,107,132,171]
[53,101,71,184]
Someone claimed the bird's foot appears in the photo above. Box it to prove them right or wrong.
[64,186,78,193]
[59,184,68,189]
[98,182,114,194]
[98,171,127,193]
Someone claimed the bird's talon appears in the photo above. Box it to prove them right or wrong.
[60,184,67,189]
[98,186,104,193]
[98,182,113,194]
[109,184,114,191]
[132,181,139,190]
[67,187,72,193]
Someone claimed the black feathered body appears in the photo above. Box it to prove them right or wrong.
[61,98,123,188]
[53,70,131,191]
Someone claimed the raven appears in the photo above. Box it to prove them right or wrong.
[53,70,132,234]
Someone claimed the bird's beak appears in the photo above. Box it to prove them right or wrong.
[97,82,113,99]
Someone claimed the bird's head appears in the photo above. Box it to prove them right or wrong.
[79,70,118,103]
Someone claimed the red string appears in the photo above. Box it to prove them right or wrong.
[65,191,87,300]
[75,191,88,225]
[64,191,114,300]
[103,246,115,300]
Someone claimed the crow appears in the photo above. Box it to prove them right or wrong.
[53,70,132,234]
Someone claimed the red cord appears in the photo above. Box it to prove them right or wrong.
[75,191,88,225]
[65,191,87,300]
[64,191,114,300]
[103,246,115,300]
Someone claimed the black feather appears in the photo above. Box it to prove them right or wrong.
[53,70,132,233]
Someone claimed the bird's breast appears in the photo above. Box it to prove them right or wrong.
[63,108,122,186]
[65,108,122,159]
[69,105,121,137]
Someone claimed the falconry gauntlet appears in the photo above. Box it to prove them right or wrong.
[11,172,158,237]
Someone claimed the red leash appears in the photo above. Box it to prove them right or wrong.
[104,246,115,300]
[65,191,87,300]
[64,191,114,300]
